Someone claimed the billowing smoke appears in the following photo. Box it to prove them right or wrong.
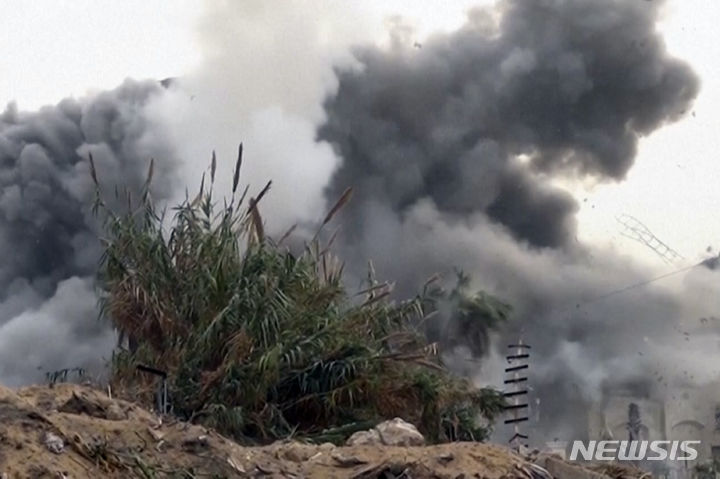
[146,0,376,234]
[317,0,705,440]
[0,0,375,386]
[321,0,697,250]
[0,0,713,446]
[0,79,178,386]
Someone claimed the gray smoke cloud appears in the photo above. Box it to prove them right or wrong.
[0,79,178,386]
[321,0,697,249]
[0,0,370,387]
[317,0,705,441]
[0,0,712,447]
[147,0,372,234]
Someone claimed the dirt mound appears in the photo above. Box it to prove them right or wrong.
[0,384,646,478]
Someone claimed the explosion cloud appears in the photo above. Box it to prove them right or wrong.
[0,0,714,445]
[0,80,178,385]
[318,0,704,440]
[320,0,697,249]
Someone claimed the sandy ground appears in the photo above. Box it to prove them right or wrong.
[0,383,645,478]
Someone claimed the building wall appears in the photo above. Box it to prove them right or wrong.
[588,395,664,442]
[588,382,720,465]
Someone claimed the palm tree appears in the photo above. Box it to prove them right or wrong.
[425,269,511,357]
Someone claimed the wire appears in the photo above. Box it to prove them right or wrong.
[545,259,710,319]
[582,262,702,306]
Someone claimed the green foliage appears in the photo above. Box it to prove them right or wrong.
[94,147,507,444]
[425,269,512,356]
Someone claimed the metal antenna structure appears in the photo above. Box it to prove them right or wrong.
[503,337,531,451]
[616,214,683,264]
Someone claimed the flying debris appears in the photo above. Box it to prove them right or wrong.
[159,77,177,88]
[616,214,684,264]
[701,253,720,270]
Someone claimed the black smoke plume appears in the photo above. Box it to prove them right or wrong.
[321,0,697,250]
[0,0,709,445]
[0,79,178,386]
[319,0,702,441]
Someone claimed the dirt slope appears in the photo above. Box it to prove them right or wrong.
[0,383,643,478]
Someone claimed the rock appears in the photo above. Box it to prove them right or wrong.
[375,418,425,446]
[43,431,64,454]
[346,429,382,446]
[346,418,425,447]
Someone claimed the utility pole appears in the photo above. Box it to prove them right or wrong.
[504,337,530,452]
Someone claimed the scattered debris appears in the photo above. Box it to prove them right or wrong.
[59,391,126,421]
[181,434,210,453]
[43,431,64,454]
[346,418,425,447]
[332,452,369,467]
[146,426,164,442]
[0,383,657,478]
[536,454,608,479]
[346,429,382,446]
[227,455,246,474]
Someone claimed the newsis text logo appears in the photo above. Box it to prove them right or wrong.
[569,440,701,462]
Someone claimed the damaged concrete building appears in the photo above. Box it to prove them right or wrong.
[585,382,720,477]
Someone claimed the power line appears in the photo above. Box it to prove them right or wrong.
[546,259,709,319]
[583,262,701,306]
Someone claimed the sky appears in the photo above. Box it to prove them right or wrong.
[574,0,720,267]
[1,0,717,271]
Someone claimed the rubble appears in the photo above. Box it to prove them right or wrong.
[42,431,64,454]
[346,428,382,446]
[346,417,425,447]
[375,417,426,446]
[0,383,655,478]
